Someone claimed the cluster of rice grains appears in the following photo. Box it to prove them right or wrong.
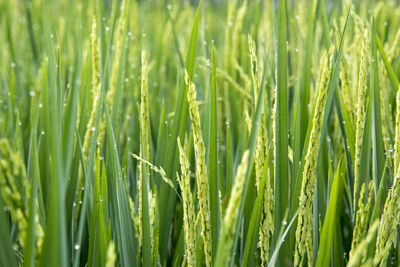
[0,0,400,266]
[294,46,334,267]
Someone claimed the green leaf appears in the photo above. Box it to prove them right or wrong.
[104,103,137,267]
[208,46,220,257]
[140,142,152,267]
[375,33,399,94]
[333,81,355,213]
[274,0,289,263]
[316,157,345,267]
[225,124,234,201]
[72,128,91,267]
[39,22,68,267]
[370,19,385,194]
[24,131,40,267]
[268,208,300,267]
[295,0,317,169]
[354,79,373,216]
[242,151,270,266]
[87,151,108,267]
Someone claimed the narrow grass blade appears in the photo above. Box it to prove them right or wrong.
[333,82,355,213]
[268,208,300,267]
[104,103,137,267]
[297,0,317,155]
[208,46,220,256]
[39,22,68,267]
[87,152,108,267]
[225,124,234,201]
[316,157,345,267]
[354,83,373,214]
[242,153,269,266]
[155,103,166,189]
[24,131,40,267]
[72,130,90,267]
[375,33,399,93]
[274,0,289,263]
[140,147,152,267]
[370,19,385,193]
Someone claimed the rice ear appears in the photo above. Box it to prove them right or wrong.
[185,70,212,267]
[294,46,334,267]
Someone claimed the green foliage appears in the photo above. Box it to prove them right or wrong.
[0,0,400,266]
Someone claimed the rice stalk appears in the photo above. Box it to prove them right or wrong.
[137,49,151,251]
[294,47,333,267]
[0,139,29,250]
[185,70,212,266]
[129,197,140,241]
[347,221,379,267]
[216,150,249,267]
[248,33,273,265]
[107,0,126,108]
[375,164,400,267]
[394,88,400,175]
[353,28,369,209]
[177,137,196,267]
[349,180,374,257]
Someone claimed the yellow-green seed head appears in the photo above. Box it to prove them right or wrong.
[295,46,333,267]
[185,70,212,266]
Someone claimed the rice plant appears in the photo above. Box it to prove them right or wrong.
[1,0,400,266]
